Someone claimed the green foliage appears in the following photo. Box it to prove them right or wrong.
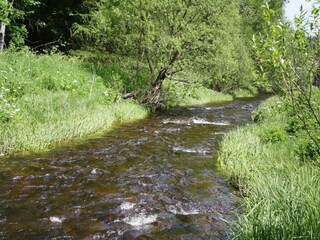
[253,1,320,155]
[231,87,258,98]
[0,50,107,104]
[1,0,40,49]
[252,96,283,122]
[218,96,320,239]
[180,86,233,106]
[74,0,258,104]
[259,127,287,143]
[25,0,85,51]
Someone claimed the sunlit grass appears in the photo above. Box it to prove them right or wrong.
[218,96,320,239]
[180,86,233,106]
[231,87,258,99]
[0,92,148,155]
[0,51,148,156]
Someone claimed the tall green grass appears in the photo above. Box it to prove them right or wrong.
[0,50,148,156]
[218,96,320,239]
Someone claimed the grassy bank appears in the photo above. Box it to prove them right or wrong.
[0,51,148,156]
[181,86,233,106]
[0,50,233,156]
[218,96,320,239]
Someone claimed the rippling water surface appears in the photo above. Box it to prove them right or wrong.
[0,96,267,239]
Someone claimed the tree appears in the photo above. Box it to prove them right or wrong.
[0,0,39,51]
[75,0,252,108]
[253,2,320,155]
[24,0,84,51]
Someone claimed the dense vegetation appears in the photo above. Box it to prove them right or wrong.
[1,0,277,155]
[1,0,320,238]
[219,94,320,239]
[218,2,320,239]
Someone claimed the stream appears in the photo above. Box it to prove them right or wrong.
[0,96,267,240]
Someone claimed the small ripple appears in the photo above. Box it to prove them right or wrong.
[192,119,230,126]
[163,119,191,125]
[167,202,200,215]
[172,146,214,154]
[205,106,225,110]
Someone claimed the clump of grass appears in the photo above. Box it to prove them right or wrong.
[218,96,320,239]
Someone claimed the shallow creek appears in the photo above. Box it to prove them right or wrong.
[0,96,267,239]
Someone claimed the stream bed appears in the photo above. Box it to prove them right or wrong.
[0,96,267,239]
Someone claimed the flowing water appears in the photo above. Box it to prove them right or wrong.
[0,96,267,240]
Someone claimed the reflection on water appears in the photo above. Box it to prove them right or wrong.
[0,96,267,239]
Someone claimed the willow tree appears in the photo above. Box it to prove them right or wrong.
[75,0,246,107]
[254,2,320,154]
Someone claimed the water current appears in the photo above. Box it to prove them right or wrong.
[0,96,267,239]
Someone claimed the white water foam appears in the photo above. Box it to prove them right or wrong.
[120,202,136,210]
[173,146,198,153]
[168,204,200,215]
[205,106,225,110]
[123,214,157,227]
[49,216,66,223]
[192,119,230,126]
[173,146,212,154]
[163,119,191,125]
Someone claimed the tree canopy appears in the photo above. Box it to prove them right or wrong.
[1,0,289,107]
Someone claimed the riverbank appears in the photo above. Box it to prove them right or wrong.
[218,96,320,239]
[0,51,233,156]
[0,51,151,156]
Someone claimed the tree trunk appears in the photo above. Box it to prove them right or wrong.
[0,22,6,52]
[144,52,180,108]
[144,68,167,109]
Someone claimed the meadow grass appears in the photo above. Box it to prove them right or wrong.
[0,93,147,155]
[0,50,148,156]
[218,96,320,239]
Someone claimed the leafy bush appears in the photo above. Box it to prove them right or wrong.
[252,96,283,123]
[259,127,287,143]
